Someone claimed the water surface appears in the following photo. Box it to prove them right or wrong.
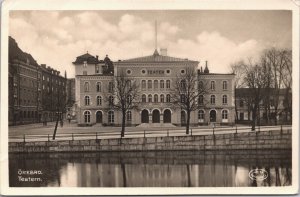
[9,150,292,187]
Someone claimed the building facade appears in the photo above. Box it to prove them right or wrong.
[9,36,67,125]
[40,64,67,122]
[235,88,292,125]
[74,49,235,126]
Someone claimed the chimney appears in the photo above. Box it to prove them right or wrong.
[200,66,203,73]
[96,55,98,60]
[160,48,167,56]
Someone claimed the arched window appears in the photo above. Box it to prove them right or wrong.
[142,94,146,102]
[180,80,186,91]
[160,80,164,89]
[211,81,215,90]
[154,94,158,103]
[148,94,152,102]
[239,100,244,107]
[85,96,90,106]
[222,95,228,104]
[198,95,204,105]
[160,94,164,102]
[154,80,158,90]
[84,82,89,92]
[166,94,171,103]
[127,95,132,103]
[222,110,228,119]
[127,111,132,122]
[108,82,114,93]
[166,80,170,89]
[148,80,152,90]
[97,96,102,106]
[108,111,114,123]
[96,82,101,92]
[109,96,114,106]
[84,111,91,123]
[142,80,146,90]
[210,95,215,105]
[198,81,204,90]
[198,110,205,120]
[223,81,228,90]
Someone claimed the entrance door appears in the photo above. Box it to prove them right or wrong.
[181,111,186,124]
[210,110,216,122]
[141,109,149,123]
[96,111,103,123]
[152,109,160,123]
[163,109,171,123]
[240,112,244,121]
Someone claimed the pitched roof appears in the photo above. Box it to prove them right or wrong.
[73,53,104,65]
[9,36,39,66]
[119,50,198,63]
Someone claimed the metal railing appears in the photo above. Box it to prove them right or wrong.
[9,125,292,143]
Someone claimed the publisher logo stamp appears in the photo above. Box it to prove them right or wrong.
[248,169,268,181]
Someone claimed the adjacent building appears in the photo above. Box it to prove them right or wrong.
[74,49,235,126]
[235,88,292,124]
[9,36,67,125]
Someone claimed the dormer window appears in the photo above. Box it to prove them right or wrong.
[95,65,100,74]
[83,61,87,68]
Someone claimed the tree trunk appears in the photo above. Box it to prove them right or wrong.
[186,111,190,134]
[274,107,278,126]
[234,88,238,123]
[251,107,256,131]
[121,110,126,137]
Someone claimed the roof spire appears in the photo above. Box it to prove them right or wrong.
[153,20,159,56]
[204,61,209,73]
[155,20,157,50]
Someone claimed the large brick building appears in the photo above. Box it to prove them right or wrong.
[74,49,235,126]
[8,36,67,125]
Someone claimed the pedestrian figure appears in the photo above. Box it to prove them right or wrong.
[67,114,71,124]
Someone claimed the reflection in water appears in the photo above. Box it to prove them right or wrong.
[9,150,291,187]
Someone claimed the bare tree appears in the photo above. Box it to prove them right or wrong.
[280,49,292,122]
[106,70,139,137]
[230,61,247,122]
[171,67,207,134]
[244,61,269,130]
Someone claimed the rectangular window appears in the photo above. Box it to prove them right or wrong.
[83,71,87,75]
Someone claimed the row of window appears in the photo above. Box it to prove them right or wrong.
[141,94,171,103]
[198,95,229,105]
[84,82,114,93]
[84,110,133,123]
[83,109,229,123]
[197,110,229,119]
[83,80,230,93]
[198,80,228,91]
[141,80,171,90]
[83,94,229,106]
[18,111,38,119]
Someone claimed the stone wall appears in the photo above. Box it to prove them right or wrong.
[9,129,292,153]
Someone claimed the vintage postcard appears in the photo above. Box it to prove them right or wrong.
[0,0,299,195]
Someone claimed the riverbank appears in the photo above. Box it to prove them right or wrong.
[9,129,291,153]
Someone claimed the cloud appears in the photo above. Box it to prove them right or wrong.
[9,11,265,77]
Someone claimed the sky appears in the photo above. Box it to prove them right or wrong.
[9,10,292,78]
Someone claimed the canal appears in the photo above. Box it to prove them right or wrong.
[9,150,291,187]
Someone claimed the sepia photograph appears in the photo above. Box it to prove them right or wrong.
[1,0,299,195]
